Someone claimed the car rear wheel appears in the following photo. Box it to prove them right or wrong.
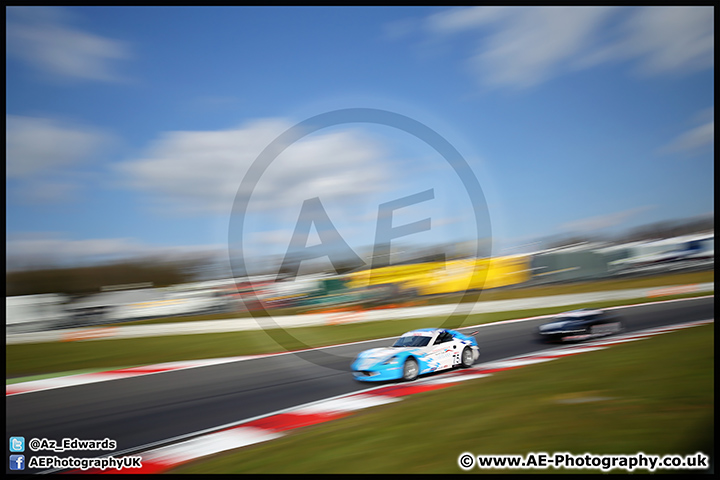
[402,357,419,381]
[460,347,474,368]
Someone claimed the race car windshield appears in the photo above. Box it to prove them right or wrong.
[561,314,600,322]
[392,335,431,347]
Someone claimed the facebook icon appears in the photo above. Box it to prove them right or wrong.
[10,454,25,471]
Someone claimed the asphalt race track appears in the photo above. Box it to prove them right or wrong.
[6,296,713,473]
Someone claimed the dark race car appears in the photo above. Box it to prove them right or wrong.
[538,309,623,343]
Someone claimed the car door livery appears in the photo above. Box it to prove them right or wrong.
[426,330,456,372]
[589,312,622,336]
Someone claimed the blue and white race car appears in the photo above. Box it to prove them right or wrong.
[351,328,480,382]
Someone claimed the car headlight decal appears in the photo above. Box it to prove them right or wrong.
[382,355,399,365]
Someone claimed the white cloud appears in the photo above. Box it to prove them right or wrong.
[6,115,112,178]
[615,7,714,76]
[428,6,510,34]
[426,7,617,88]
[115,119,393,216]
[662,122,714,155]
[6,234,144,270]
[11,179,82,205]
[659,108,714,155]
[5,232,226,271]
[6,6,131,83]
[422,6,713,89]
[383,17,422,41]
[6,115,114,203]
[8,234,144,259]
[560,206,656,233]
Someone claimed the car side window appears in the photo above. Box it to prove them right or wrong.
[434,331,452,344]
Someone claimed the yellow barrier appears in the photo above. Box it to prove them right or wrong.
[347,256,530,295]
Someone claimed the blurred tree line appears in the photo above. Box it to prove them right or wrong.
[6,257,204,297]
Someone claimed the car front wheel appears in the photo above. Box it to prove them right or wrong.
[402,357,419,381]
[460,347,474,368]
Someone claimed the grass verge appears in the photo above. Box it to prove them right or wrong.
[173,322,714,474]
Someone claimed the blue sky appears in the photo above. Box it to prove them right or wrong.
[6,6,714,274]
